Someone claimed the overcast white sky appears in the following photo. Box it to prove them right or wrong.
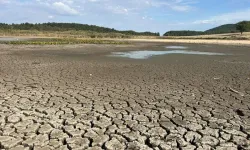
[1,0,250,34]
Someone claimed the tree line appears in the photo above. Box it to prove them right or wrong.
[0,23,160,36]
[163,31,204,36]
[164,21,250,36]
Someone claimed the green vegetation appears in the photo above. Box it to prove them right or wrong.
[0,23,160,37]
[0,38,129,45]
[205,24,237,34]
[163,31,203,36]
[0,29,134,39]
[164,21,250,36]
[236,21,249,34]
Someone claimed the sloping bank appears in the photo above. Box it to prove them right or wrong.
[126,39,250,46]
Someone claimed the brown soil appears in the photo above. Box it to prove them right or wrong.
[0,42,249,149]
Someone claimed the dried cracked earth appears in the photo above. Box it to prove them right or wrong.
[0,43,249,150]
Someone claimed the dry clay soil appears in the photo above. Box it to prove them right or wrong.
[0,43,250,150]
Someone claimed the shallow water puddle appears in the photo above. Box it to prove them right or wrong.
[110,50,226,59]
[165,46,188,49]
[0,37,20,41]
[0,37,31,41]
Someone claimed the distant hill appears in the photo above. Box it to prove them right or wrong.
[163,30,203,36]
[0,22,160,36]
[205,24,237,34]
[164,21,250,36]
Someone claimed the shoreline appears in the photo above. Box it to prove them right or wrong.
[126,38,250,46]
[1,36,250,47]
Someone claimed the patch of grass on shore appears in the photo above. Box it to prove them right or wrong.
[160,32,250,40]
[0,38,129,45]
[0,29,160,39]
[0,29,131,38]
[162,36,249,40]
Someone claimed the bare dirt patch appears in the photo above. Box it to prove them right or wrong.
[0,43,249,149]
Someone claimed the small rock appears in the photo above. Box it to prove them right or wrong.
[218,143,238,150]
[220,131,231,141]
[86,146,103,150]
[0,138,23,149]
[201,136,219,146]
[216,146,238,150]
[3,127,15,136]
[92,134,109,147]
[117,127,131,134]
[196,144,212,150]
[159,121,176,130]
[159,143,172,150]
[50,129,69,141]
[35,134,49,146]
[124,131,146,143]
[127,141,152,150]
[55,145,68,150]
[66,137,89,149]
[105,138,125,150]
[149,136,162,147]
[176,137,188,147]
[147,127,167,138]
[199,127,219,138]
[165,134,179,147]
[48,139,62,148]
[223,129,247,137]
[184,131,201,143]
[182,145,196,150]
[33,146,53,150]
[0,136,14,143]
[38,124,53,134]
[7,115,20,123]
[134,115,148,122]
[186,122,202,131]
[214,78,219,80]
[232,135,249,146]
[84,129,99,138]
[9,145,30,150]
[172,116,187,126]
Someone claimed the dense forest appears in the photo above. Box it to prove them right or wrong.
[163,30,203,36]
[0,23,160,36]
[164,21,250,36]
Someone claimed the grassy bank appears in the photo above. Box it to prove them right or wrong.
[161,32,250,40]
[0,29,159,39]
[128,38,250,46]
[0,38,129,45]
[0,29,130,38]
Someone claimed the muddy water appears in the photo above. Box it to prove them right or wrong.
[109,50,227,59]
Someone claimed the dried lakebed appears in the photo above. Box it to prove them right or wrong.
[0,43,249,150]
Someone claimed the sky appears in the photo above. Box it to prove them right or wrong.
[1,0,250,34]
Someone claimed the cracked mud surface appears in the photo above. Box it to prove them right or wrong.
[0,43,249,150]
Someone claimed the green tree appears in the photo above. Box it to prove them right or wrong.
[236,21,248,35]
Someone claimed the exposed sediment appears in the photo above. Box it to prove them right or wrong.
[0,43,249,150]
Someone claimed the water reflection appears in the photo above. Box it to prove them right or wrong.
[0,37,20,41]
[165,46,188,49]
[110,50,226,59]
